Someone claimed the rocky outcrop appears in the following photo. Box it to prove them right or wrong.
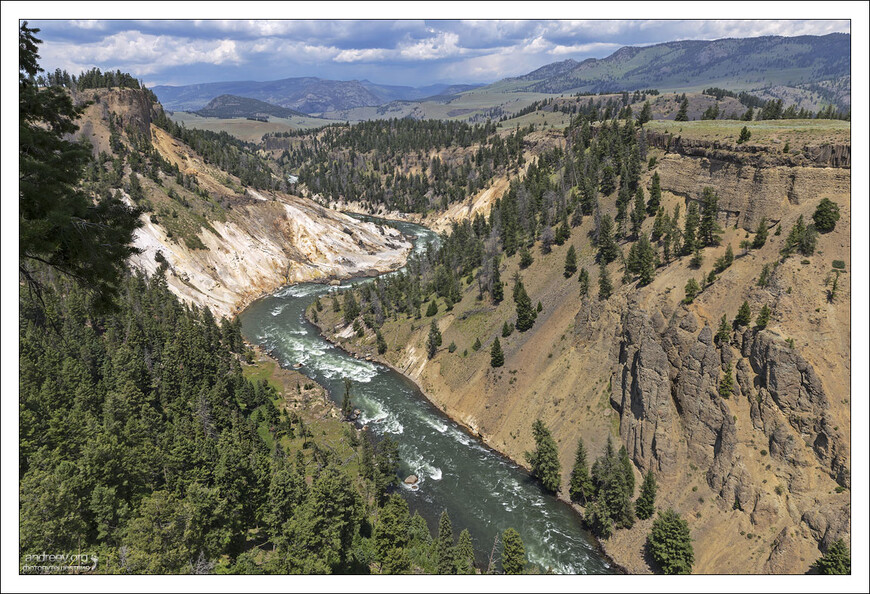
[645,131,850,168]
[610,301,848,561]
[655,153,851,231]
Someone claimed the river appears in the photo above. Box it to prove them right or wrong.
[238,217,612,574]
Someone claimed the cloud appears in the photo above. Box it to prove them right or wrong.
[27,18,852,87]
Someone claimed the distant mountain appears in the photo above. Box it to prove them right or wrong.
[194,94,308,119]
[154,77,385,114]
[492,34,851,95]
[153,77,483,114]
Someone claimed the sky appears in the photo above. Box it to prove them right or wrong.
[24,17,851,89]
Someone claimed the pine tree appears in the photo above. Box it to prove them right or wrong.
[737,126,751,143]
[455,529,476,574]
[426,300,438,317]
[734,301,752,327]
[813,538,850,575]
[376,329,388,355]
[647,172,662,216]
[752,217,768,248]
[343,291,360,324]
[682,202,700,256]
[813,198,840,233]
[491,256,504,303]
[631,186,646,238]
[501,321,513,338]
[373,494,411,574]
[501,528,526,575]
[715,314,731,344]
[755,304,771,329]
[635,470,657,520]
[490,337,504,368]
[564,245,578,278]
[341,378,353,420]
[435,510,457,574]
[719,362,734,398]
[518,245,534,269]
[513,277,536,332]
[648,509,694,574]
[675,97,689,121]
[569,438,594,503]
[598,263,613,301]
[585,498,613,539]
[698,187,721,246]
[597,214,619,264]
[637,101,652,126]
[525,419,561,493]
[683,278,700,303]
[427,319,442,359]
[578,267,590,297]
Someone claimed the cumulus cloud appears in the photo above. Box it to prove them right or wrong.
[28,18,851,86]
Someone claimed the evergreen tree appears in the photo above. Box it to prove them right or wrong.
[698,187,721,246]
[426,299,438,317]
[598,263,613,301]
[513,277,536,332]
[343,291,360,324]
[715,314,731,344]
[719,362,734,398]
[755,304,771,329]
[525,419,561,493]
[782,215,817,257]
[518,245,534,269]
[674,97,689,121]
[627,234,656,285]
[683,278,700,303]
[813,538,850,575]
[435,510,457,574]
[427,319,442,359]
[646,172,662,216]
[752,217,768,249]
[501,528,526,575]
[812,198,840,233]
[585,498,613,539]
[734,301,752,327]
[737,126,751,143]
[596,214,619,264]
[373,494,411,574]
[341,378,353,420]
[578,267,590,297]
[569,438,594,503]
[635,470,657,520]
[682,202,700,255]
[376,329,388,355]
[490,337,505,368]
[455,529,476,574]
[631,186,646,238]
[501,321,513,338]
[491,256,504,303]
[648,509,694,574]
[564,245,578,278]
[637,101,652,126]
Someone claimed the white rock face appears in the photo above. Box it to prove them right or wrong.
[128,191,411,319]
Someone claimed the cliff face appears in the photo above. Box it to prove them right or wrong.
[649,131,850,232]
[76,89,412,319]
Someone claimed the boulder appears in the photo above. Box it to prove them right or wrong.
[404,474,419,485]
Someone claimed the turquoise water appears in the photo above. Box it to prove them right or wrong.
[238,218,611,574]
